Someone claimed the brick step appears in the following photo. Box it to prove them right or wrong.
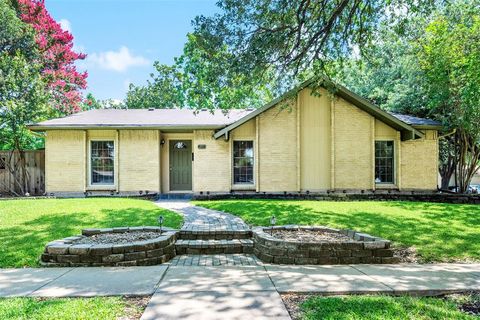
[178,229,252,240]
[175,239,254,255]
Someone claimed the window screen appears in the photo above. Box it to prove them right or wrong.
[233,141,254,184]
[375,141,394,184]
[91,141,114,185]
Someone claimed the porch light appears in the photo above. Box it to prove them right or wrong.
[270,215,276,236]
[158,215,164,234]
[160,139,165,146]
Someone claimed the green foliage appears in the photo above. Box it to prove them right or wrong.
[300,295,475,320]
[0,297,127,320]
[330,21,430,116]
[0,0,47,151]
[125,34,275,110]
[418,3,480,192]
[0,198,183,267]
[0,53,47,150]
[195,200,480,262]
[126,1,439,110]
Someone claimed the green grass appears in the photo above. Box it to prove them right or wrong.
[0,297,137,320]
[299,295,476,320]
[194,200,480,262]
[0,198,183,268]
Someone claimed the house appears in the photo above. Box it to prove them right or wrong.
[29,79,442,196]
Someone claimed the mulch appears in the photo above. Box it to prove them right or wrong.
[72,231,161,245]
[271,230,355,242]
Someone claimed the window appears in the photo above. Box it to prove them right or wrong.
[0,157,5,170]
[375,141,394,184]
[233,141,254,184]
[90,141,114,185]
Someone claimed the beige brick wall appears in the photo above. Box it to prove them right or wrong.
[333,98,374,190]
[258,101,298,192]
[299,88,331,191]
[119,130,160,192]
[45,130,86,192]
[193,130,230,192]
[400,130,438,190]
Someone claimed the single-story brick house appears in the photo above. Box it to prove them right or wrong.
[29,79,442,196]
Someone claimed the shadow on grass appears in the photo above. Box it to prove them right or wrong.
[0,206,182,268]
[198,200,480,262]
[300,295,471,320]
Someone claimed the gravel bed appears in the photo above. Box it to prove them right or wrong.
[72,231,162,245]
[271,229,355,242]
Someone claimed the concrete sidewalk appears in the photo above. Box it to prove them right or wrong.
[1,263,479,319]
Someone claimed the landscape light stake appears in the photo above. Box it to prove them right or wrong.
[158,215,164,234]
[270,215,276,236]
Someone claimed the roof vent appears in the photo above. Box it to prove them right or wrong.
[148,108,155,111]
[201,108,208,112]
[246,107,255,111]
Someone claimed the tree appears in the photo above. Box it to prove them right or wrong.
[17,0,87,114]
[418,8,480,193]
[125,34,275,110]
[0,0,48,194]
[126,1,440,110]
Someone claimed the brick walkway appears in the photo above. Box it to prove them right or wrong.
[168,254,263,266]
[155,200,250,232]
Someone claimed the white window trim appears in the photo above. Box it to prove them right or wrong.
[232,140,255,187]
[88,139,116,189]
[374,139,397,186]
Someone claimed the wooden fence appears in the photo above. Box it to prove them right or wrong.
[0,150,45,196]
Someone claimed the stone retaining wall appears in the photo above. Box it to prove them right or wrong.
[40,227,177,267]
[253,226,398,265]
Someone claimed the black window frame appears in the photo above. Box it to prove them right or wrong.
[233,140,254,185]
[375,140,395,184]
[90,140,115,186]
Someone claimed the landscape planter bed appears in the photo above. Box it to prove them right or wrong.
[253,225,398,265]
[40,227,177,267]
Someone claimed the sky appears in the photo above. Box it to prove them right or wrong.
[46,0,219,101]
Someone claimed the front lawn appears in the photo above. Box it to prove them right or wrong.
[285,294,478,320]
[0,296,146,320]
[0,198,182,268]
[195,200,480,262]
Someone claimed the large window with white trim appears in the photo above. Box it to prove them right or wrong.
[90,141,114,185]
[233,141,254,184]
[375,141,394,184]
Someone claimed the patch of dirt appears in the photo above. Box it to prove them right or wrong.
[73,231,161,245]
[119,296,151,320]
[446,291,480,317]
[393,246,421,263]
[271,229,355,242]
[281,293,309,320]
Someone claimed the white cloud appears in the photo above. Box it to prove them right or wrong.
[86,46,149,72]
[59,19,71,32]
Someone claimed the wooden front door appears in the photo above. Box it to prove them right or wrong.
[169,140,192,191]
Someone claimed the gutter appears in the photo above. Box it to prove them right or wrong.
[27,124,229,132]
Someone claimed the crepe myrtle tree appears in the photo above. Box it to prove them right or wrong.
[418,8,480,193]
[17,0,87,115]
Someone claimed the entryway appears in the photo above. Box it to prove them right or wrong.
[169,140,192,191]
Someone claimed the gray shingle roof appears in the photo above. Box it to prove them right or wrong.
[389,113,442,128]
[29,108,253,130]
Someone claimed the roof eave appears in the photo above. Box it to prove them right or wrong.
[28,124,228,132]
[214,77,423,141]
[411,124,443,130]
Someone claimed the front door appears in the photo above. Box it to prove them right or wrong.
[169,140,192,191]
